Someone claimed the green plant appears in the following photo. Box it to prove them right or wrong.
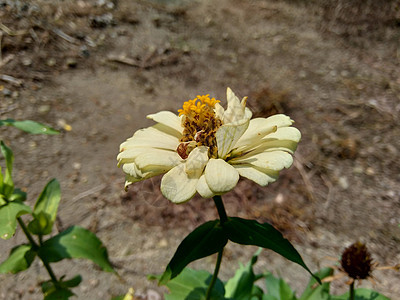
[152,250,390,300]
[0,120,115,299]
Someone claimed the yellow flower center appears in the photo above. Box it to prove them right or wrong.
[177,94,222,159]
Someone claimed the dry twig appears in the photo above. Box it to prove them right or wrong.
[294,155,316,202]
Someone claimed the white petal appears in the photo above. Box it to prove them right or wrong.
[234,164,278,186]
[120,126,180,151]
[185,146,209,177]
[233,126,301,157]
[117,147,152,165]
[223,88,247,124]
[230,150,293,171]
[135,149,182,172]
[263,114,294,128]
[122,162,142,177]
[196,174,215,198]
[233,118,278,150]
[123,165,163,183]
[214,103,225,120]
[205,158,239,194]
[161,164,198,203]
[216,119,249,158]
[146,111,183,135]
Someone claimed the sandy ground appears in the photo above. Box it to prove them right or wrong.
[0,0,399,299]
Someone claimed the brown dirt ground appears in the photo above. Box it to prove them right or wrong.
[0,0,399,299]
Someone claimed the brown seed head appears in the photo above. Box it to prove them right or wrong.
[341,242,373,280]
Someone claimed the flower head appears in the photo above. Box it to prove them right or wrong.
[341,242,373,280]
[117,88,301,203]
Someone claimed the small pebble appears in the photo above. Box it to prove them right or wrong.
[338,176,349,190]
[46,58,56,67]
[38,104,51,114]
[66,58,77,68]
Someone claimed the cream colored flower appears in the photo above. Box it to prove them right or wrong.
[117,88,301,203]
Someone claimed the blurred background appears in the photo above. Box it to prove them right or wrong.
[0,0,399,298]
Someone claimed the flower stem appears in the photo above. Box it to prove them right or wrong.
[213,195,228,224]
[205,196,228,300]
[349,281,355,300]
[205,249,223,300]
[17,217,59,285]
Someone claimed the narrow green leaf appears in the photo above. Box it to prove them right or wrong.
[38,226,114,272]
[28,179,61,235]
[332,288,390,300]
[0,141,14,197]
[299,268,333,300]
[223,218,318,282]
[0,119,59,135]
[0,201,32,239]
[162,268,226,300]
[159,220,228,285]
[0,244,36,274]
[225,249,261,300]
[264,273,296,300]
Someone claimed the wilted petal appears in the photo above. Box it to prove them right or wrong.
[205,158,239,194]
[147,111,183,135]
[196,174,215,198]
[185,146,209,177]
[161,164,198,203]
[230,150,293,171]
[233,164,279,186]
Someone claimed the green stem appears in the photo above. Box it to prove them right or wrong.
[17,217,59,285]
[213,195,228,224]
[17,217,38,249]
[349,281,355,300]
[205,196,229,300]
[205,249,223,300]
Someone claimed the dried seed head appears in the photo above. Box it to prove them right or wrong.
[341,242,373,280]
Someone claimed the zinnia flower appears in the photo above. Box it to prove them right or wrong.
[117,88,301,203]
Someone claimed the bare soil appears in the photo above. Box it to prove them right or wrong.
[1,0,399,299]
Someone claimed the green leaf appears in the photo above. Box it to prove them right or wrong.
[264,273,296,300]
[43,287,74,300]
[0,201,32,239]
[299,267,333,300]
[225,249,261,300]
[162,268,226,300]
[223,218,318,282]
[0,194,6,206]
[0,244,36,274]
[8,188,27,202]
[0,119,59,135]
[38,225,115,272]
[60,275,82,288]
[0,141,14,197]
[160,220,228,285]
[332,288,390,300]
[28,179,61,235]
